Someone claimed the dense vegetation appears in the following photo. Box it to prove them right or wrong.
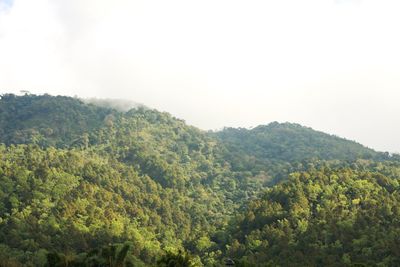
[0,94,399,266]
[226,163,400,266]
[214,124,391,184]
[0,94,115,148]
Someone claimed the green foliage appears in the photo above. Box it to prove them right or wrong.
[0,144,231,265]
[226,167,400,266]
[157,249,199,267]
[1,94,400,266]
[0,94,114,148]
[0,94,243,266]
[214,123,391,184]
[216,123,383,162]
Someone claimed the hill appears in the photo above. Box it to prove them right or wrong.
[214,123,389,184]
[0,93,399,266]
[216,122,381,162]
[0,94,250,266]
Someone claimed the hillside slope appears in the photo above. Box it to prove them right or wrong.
[0,94,247,265]
[224,165,400,266]
[0,93,399,266]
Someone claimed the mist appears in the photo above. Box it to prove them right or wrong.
[83,98,145,112]
[1,0,400,152]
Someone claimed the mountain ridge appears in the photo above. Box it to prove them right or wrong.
[0,93,387,156]
[1,93,400,266]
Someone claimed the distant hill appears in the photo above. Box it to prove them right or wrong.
[214,122,389,183]
[217,122,382,162]
[0,94,385,159]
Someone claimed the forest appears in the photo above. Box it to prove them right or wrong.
[0,94,400,266]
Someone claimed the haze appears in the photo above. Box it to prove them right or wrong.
[0,0,399,152]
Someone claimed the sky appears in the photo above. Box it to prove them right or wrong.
[0,0,400,152]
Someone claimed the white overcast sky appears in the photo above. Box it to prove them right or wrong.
[0,0,400,152]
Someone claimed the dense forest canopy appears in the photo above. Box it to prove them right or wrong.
[214,123,392,184]
[216,123,383,162]
[0,94,399,266]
